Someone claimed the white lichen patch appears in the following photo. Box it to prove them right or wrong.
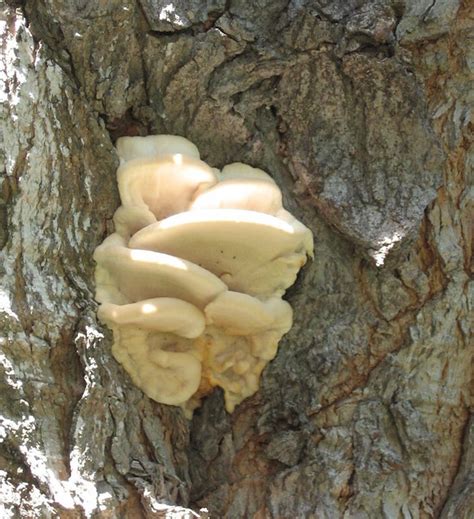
[94,135,313,415]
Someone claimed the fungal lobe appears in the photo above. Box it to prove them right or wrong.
[94,134,313,416]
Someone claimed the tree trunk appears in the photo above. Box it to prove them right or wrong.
[0,1,472,517]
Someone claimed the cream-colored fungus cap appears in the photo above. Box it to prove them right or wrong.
[98,298,205,338]
[147,348,202,404]
[129,209,312,296]
[276,208,314,259]
[112,328,201,406]
[94,234,226,307]
[116,134,200,162]
[219,162,275,182]
[117,154,217,221]
[204,291,292,336]
[94,134,314,415]
[200,328,267,413]
[190,178,282,215]
[113,205,157,237]
[249,298,294,360]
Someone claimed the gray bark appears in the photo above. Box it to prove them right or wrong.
[0,0,472,517]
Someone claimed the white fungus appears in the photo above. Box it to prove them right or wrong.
[94,134,313,416]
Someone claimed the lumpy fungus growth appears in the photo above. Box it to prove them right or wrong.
[94,135,313,416]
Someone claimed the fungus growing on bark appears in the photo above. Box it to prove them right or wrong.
[190,177,282,214]
[129,209,311,297]
[204,291,292,336]
[94,233,226,307]
[98,298,206,338]
[94,134,313,415]
[116,134,200,162]
[117,154,217,222]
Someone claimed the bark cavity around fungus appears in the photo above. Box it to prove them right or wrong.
[94,134,313,416]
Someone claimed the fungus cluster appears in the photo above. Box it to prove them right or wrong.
[94,135,313,416]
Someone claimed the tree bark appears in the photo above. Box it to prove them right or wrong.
[0,0,472,517]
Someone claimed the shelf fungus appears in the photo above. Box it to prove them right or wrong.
[94,135,313,416]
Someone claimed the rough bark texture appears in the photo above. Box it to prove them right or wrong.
[0,0,472,517]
